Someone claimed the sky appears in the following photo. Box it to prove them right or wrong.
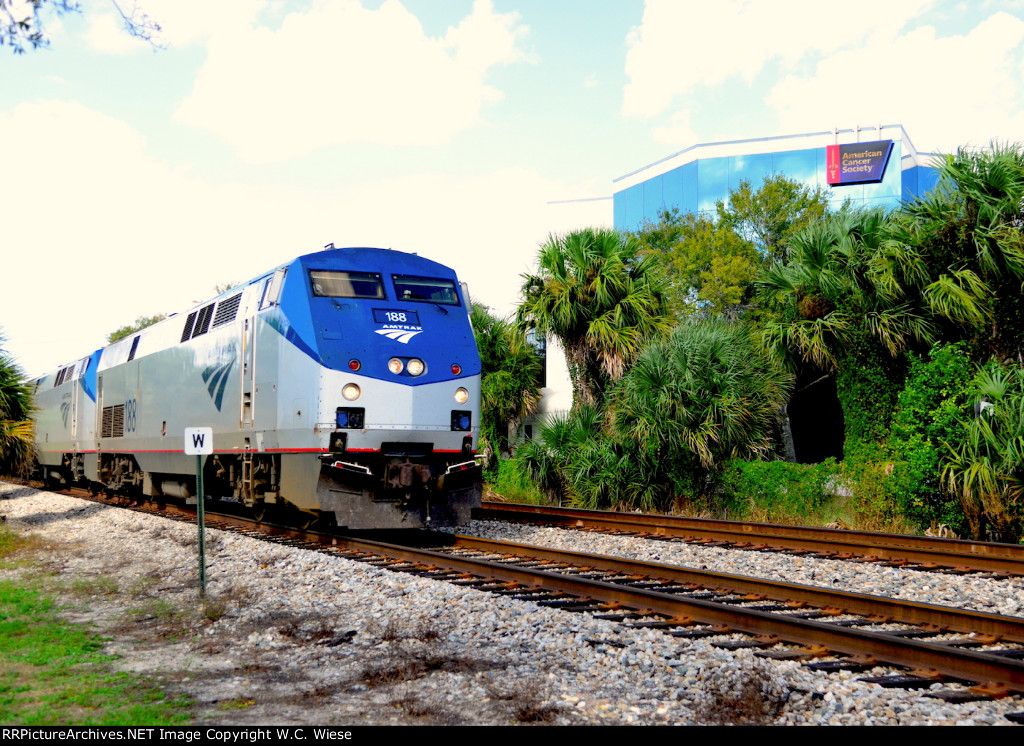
[2,0,1023,377]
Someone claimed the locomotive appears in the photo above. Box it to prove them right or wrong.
[30,246,482,528]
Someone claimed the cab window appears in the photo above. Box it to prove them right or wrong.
[310,270,385,299]
[392,275,460,305]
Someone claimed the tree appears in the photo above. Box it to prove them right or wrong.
[632,209,761,320]
[893,142,1024,361]
[516,404,612,505]
[610,320,792,506]
[517,321,792,513]
[106,313,167,344]
[0,331,34,477]
[758,207,941,449]
[2,0,161,54]
[470,303,543,467]
[758,207,940,369]
[716,175,832,264]
[516,227,671,408]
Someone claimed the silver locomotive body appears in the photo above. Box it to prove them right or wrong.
[32,247,482,529]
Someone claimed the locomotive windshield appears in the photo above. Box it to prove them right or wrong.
[392,275,460,305]
[310,270,385,299]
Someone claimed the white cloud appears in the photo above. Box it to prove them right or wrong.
[766,12,1024,152]
[84,12,150,54]
[174,0,530,162]
[125,0,269,47]
[622,0,933,119]
[651,110,696,146]
[0,100,603,376]
[443,0,530,72]
[81,0,268,52]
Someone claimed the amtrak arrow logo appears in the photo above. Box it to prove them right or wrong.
[375,328,423,344]
[201,346,237,411]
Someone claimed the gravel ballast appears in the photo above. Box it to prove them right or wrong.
[2,480,1024,726]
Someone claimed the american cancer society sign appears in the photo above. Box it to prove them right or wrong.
[826,140,894,186]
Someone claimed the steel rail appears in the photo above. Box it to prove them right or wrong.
[447,535,1024,644]
[319,532,1024,693]
[121,501,1024,650]
[22,484,1024,693]
[478,502,1024,575]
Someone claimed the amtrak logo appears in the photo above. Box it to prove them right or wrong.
[375,328,423,344]
[201,349,237,411]
[60,401,70,429]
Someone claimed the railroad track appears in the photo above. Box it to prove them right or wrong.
[331,534,1024,701]
[477,502,1024,576]
[14,483,1024,715]
[165,505,1024,704]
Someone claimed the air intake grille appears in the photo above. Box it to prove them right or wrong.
[54,365,74,387]
[181,303,215,342]
[180,312,197,342]
[101,405,125,438]
[212,293,242,328]
[193,304,214,336]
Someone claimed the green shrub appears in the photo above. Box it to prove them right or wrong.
[484,455,548,505]
[717,458,838,521]
[835,326,906,453]
[612,320,793,511]
[942,358,1024,541]
[518,322,793,513]
[886,342,974,534]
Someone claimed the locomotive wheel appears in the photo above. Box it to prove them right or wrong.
[252,500,273,523]
[292,508,320,530]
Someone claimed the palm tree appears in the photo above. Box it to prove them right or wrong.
[759,207,940,370]
[942,360,1024,541]
[516,404,607,505]
[516,227,671,408]
[610,321,792,505]
[757,207,943,449]
[0,333,35,477]
[759,183,1015,450]
[471,304,543,466]
[897,142,1024,360]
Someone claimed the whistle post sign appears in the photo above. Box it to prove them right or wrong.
[826,140,894,186]
[184,427,212,594]
[184,427,213,455]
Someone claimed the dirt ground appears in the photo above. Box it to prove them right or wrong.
[0,484,601,726]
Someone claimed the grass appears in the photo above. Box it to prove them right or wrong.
[0,524,192,725]
[483,678,562,723]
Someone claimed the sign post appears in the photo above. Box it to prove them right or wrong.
[184,427,213,596]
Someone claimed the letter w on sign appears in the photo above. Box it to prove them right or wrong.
[184,427,214,455]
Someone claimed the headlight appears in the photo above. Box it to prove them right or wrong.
[388,358,404,374]
[454,387,469,404]
[342,384,361,401]
[406,358,425,376]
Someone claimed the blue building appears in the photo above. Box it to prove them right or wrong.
[613,124,941,232]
